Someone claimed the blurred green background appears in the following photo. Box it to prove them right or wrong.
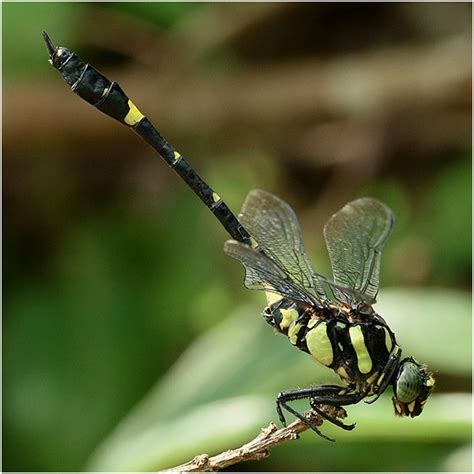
[3,2,472,472]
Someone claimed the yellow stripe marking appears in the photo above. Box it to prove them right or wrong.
[306,322,333,366]
[366,371,379,384]
[212,192,221,203]
[307,318,318,329]
[383,327,393,353]
[265,291,282,306]
[173,151,181,160]
[279,308,299,330]
[349,325,372,374]
[288,322,303,345]
[337,367,349,379]
[408,401,416,412]
[124,100,145,126]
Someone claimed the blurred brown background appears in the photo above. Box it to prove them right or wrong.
[3,2,472,472]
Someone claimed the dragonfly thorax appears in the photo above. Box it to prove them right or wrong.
[264,298,400,396]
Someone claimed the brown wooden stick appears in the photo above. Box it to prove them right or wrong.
[160,406,346,472]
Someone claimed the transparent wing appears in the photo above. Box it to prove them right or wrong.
[323,197,395,303]
[313,274,376,306]
[224,240,318,307]
[239,189,327,300]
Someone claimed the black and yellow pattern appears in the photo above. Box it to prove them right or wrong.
[44,33,434,441]
[223,189,434,440]
[42,31,250,246]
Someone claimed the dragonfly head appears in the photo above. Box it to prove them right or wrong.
[392,357,434,417]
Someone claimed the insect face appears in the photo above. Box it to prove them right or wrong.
[392,357,434,417]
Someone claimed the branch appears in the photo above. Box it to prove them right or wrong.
[160,406,346,472]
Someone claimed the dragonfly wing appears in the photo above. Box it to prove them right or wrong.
[224,240,317,307]
[323,197,395,303]
[314,274,378,306]
[239,189,327,300]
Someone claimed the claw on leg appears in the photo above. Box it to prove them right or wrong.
[275,385,364,441]
[281,400,335,442]
[310,403,356,431]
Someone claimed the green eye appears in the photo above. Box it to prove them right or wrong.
[395,361,423,403]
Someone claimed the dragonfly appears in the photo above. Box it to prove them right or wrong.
[43,32,434,441]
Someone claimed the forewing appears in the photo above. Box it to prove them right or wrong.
[224,240,316,306]
[323,197,395,303]
[239,189,327,299]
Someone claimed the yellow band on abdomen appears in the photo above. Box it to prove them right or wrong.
[124,100,145,126]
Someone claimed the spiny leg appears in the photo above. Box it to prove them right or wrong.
[309,403,355,431]
[308,388,365,430]
[276,385,363,440]
[277,397,336,442]
[276,385,341,426]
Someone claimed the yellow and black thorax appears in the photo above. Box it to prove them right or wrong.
[264,299,398,390]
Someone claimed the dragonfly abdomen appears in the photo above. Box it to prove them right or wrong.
[43,32,251,245]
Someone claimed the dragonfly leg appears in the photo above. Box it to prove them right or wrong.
[365,348,402,404]
[309,403,356,431]
[277,396,336,441]
[276,385,362,440]
[307,386,364,430]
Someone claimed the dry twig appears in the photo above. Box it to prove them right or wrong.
[160,406,346,472]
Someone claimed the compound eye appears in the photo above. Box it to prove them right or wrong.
[395,361,423,403]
